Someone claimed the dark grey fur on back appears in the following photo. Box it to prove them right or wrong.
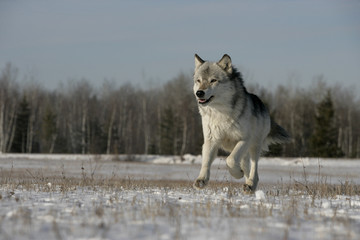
[224,65,290,143]
[226,66,267,118]
[248,93,268,117]
[228,67,245,111]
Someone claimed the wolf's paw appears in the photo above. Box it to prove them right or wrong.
[243,184,255,194]
[193,178,208,189]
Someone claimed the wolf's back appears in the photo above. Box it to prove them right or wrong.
[266,119,291,145]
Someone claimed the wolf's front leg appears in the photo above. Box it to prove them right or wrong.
[194,140,218,189]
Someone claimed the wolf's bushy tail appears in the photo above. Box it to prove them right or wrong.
[266,119,291,145]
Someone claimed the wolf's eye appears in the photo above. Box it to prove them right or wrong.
[196,79,201,83]
[210,79,217,83]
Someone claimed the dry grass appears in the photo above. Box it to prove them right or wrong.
[1,164,359,197]
[3,163,360,195]
[1,161,359,240]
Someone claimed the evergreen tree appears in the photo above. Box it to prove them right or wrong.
[265,143,283,157]
[160,106,175,155]
[88,116,107,154]
[310,91,344,157]
[159,106,184,155]
[11,96,30,152]
[41,106,57,153]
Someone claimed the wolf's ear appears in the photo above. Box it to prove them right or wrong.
[195,54,205,69]
[217,54,232,73]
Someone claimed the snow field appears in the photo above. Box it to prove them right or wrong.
[1,179,360,239]
[0,155,360,239]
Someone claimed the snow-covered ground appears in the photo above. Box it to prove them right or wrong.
[0,154,360,240]
[1,153,359,184]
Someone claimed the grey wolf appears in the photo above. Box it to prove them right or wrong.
[193,54,290,193]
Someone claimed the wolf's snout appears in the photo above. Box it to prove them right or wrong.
[196,90,205,98]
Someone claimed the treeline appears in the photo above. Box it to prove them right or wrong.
[1,63,359,157]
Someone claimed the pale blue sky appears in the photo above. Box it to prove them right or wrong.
[1,0,359,94]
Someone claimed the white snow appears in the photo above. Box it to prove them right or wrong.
[0,154,360,240]
[255,190,266,200]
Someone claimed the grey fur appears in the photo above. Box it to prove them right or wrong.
[248,93,267,117]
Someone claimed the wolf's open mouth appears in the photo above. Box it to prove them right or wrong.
[198,96,214,105]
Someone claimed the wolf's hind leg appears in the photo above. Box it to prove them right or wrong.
[241,153,250,179]
[243,146,260,193]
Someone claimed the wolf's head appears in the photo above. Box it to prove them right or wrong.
[193,54,241,107]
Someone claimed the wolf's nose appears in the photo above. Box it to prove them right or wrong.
[196,90,205,98]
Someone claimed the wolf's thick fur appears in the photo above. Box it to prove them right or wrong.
[193,54,290,193]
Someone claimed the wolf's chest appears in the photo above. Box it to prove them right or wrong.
[202,111,242,142]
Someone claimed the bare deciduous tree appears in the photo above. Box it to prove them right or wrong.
[0,63,359,158]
